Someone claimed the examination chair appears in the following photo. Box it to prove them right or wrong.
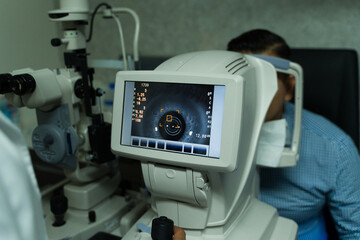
[290,48,359,240]
[290,49,359,148]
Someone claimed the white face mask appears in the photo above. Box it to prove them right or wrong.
[255,119,290,167]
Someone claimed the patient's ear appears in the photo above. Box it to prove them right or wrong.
[284,75,296,102]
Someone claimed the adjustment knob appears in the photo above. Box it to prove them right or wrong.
[88,210,96,223]
[51,38,62,47]
[43,134,54,147]
[151,216,174,240]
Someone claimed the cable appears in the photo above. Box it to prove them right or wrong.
[112,13,128,70]
[86,3,112,43]
[111,8,140,62]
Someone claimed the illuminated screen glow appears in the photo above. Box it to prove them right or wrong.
[121,81,225,158]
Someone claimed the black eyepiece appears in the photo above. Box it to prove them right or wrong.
[0,73,13,94]
[11,74,36,95]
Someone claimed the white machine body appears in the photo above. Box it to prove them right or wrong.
[111,50,299,239]
[0,0,146,239]
[1,67,146,239]
[48,0,90,22]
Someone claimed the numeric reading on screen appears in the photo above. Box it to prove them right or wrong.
[206,91,212,129]
[132,83,149,123]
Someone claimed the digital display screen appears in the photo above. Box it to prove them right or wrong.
[121,81,225,158]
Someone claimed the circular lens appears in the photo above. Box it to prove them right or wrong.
[158,111,186,141]
[11,74,36,95]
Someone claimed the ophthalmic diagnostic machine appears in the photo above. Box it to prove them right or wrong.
[111,50,303,240]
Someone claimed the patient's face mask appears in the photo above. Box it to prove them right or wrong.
[255,118,290,167]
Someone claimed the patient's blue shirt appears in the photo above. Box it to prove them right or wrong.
[260,102,360,240]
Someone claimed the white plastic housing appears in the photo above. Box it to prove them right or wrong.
[115,51,299,239]
[48,0,89,22]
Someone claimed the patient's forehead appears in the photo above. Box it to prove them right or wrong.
[235,49,278,57]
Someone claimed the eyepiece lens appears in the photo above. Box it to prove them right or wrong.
[11,74,36,95]
[0,73,13,94]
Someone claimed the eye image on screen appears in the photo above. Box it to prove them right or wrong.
[121,81,225,158]
[132,82,213,144]
[158,110,186,141]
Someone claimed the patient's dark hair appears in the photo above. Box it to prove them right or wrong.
[227,29,290,60]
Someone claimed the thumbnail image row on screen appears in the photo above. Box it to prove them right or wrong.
[131,137,208,156]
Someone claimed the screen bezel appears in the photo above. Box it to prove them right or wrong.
[111,71,244,172]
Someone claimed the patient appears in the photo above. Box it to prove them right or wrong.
[227,29,360,239]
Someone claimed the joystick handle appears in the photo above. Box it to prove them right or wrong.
[151,216,174,240]
[50,193,68,227]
